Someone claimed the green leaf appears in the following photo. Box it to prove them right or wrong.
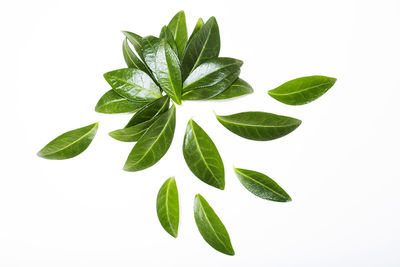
[156,177,179,238]
[268,75,337,105]
[182,58,242,100]
[233,168,291,202]
[95,89,146,114]
[194,194,234,256]
[122,31,144,60]
[104,68,162,102]
[159,26,178,56]
[123,105,176,171]
[215,111,301,141]
[142,35,160,73]
[125,95,170,128]
[37,122,98,160]
[210,78,253,100]
[181,17,220,79]
[183,119,224,190]
[187,18,204,45]
[109,117,159,142]
[167,10,187,60]
[155,39,182,105]
[122,38,149,73]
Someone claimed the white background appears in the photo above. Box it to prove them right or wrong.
[1,0,399,266]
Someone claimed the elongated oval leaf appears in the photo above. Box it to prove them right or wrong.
[37,122,98,160]
[194,194,234,256]
[122,31,144,60]
[109,116,158,142]
[104,68,162,102]
[181,17,220,79]
[122,38,149,73]
[142,35,160,73]
[187,18,204,45]
[182,58,242,100]
[167,11,187,60]
[268,75,337,105]
[234,168,291,202]
[159,26,178,56]
[123,105,176,171]
[183,119,224,189]
[157,177,179,237]
[210,78,253,100]
[155,39,182,104]
[215,111,301,141]
[125,95,170,128]
[95,89,146,114]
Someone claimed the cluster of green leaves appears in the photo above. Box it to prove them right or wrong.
[37,11,336,256]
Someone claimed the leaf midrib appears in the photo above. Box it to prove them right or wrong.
[269,81,334,96]
[217,115,300,128]
[109,76,160,98]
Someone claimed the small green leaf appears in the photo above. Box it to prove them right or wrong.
[167,10,187,61]
[268,75,337,105]
[233,168,291,202]
[181,17,220,79]
[142,35,160,73]
[194,194,234,256]
[210,78,253,100]
[183,119,224,190]
[104,68,162,102]
[159,26,178,56]
[155,39,182,105]
[215,111,301,141]
[95,89,146,114]
[122,31,144,60]
[122,38,149,74]
[157,177,179,238]
[187,18,204,45]
[123,105,176,172]
[182,58,242,100]
[37,122,98,160]
[125,95,170,128]
[109,117,158,142]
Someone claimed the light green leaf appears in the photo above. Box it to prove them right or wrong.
[37,122,98,160]
[183,119,224,190]
[95,89,146,114]
[268,75,337,105]
[159,26,178,56]
[210,78,253,100]
[142,35,160,73]
[187,18,204,45]
[157,177,179,238]
[234,168,291,202]
[123,105,176,171]
[215,111,301,141]
[194,194,235,256]
[167,10,187,60]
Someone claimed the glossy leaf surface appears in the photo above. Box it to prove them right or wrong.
[155,39,182,104]
[122,31,144,60]
[215,111,301,141]
[104,68,162,102]
[183,119,224,189]
[95,89,146,114]
[268,75,337,105]
[159,26,178,56]
[109,117,158,142]
[156,177,179,237]
[181,17,220,79]
[194,194,234,256]
[123,105,176,171]
[142,35,160,73]
[187,18,204,44]
[234,168,291,202]
[167,11,187,60]
[122,38,149,73]
[211,78,253,100]
[37,122,98,160]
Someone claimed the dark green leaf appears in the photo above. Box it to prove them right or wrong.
[155,39,182,105]
[234,168,291,202]
[122,38,149,73]
[215,111,301,141]
[125,95,170,128]
[210,78,253,100]
[167,10,187,60]
[159,26,178,56]
[194,194,234,256]
[104,68,162,102]
[268,75,337,105]
[187,18,204,45]
[182,58,242,100]
[123,105,176,171]
[109,117,159,142]
[122,31,144,60]
[181,17,220,79]
[95,89,146,114]
[142,35,160,73]
[183,119,224,190]
[37,122,98,160]
[157,177,179,238]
